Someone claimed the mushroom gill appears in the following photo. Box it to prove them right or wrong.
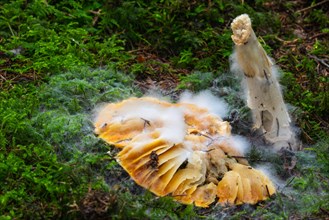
[94,97,276,207]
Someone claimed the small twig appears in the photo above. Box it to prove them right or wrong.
[301,128,314,143]
[96,196,110,206]
[308,54,329,69]
[141,117,151,128]
[89,9,101,15]
[320,207,329,216]
[275,36,299,45]
[89,9,102,26]
[266,185,270,197]
[296,0,329,13]
[0,74,7,81]
[310,32,329,40]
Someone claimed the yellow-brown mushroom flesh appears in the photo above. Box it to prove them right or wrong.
[94,97,276,207]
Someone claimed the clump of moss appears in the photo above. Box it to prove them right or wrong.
[0,67,138,219]
[33,67,139,161]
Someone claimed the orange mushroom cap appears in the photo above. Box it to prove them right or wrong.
[94,97,276,207]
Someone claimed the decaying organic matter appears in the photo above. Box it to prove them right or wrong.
[230,14,297,150]
[94,97,275,207]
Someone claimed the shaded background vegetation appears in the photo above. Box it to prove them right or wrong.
[0,0,328,219]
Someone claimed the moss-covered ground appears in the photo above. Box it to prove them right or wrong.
[0,0,328,219]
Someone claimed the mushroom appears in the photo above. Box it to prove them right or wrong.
[230,14,297,150]
[94,97,276,207]
[217,163,275,205]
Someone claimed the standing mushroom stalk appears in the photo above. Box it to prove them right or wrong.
[230,14,297,151]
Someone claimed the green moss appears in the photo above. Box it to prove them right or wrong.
[0,67,141,219]
[0,0,328,219]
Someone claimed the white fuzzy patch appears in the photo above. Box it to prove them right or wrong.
[179,90,229,118]
[229,135,250,154]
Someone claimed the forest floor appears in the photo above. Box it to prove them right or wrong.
[0,0,328,219]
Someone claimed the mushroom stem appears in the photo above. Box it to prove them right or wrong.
[230,14,297,150]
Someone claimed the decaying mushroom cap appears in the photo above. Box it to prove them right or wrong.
[94,97,276,207]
